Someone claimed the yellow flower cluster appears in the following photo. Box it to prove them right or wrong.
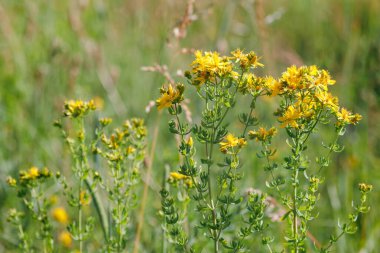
[156,84,185,110]
[230,49,263,70]
[273,65,361,128]
[248,127,277,142]
[169,172,193,188]
[191,51,237,86]
[18,166,52,183]
[238,73,269,95]
[219,133,247,154]
[63,99,96,118]
[52,207,69,225]
[358,183,373,193]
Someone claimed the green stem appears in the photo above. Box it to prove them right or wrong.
[79,178,83,253]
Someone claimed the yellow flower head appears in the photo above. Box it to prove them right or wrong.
[230,49,263,70]
[156,83,185,110]
[20,166,41,182]
[63,99,96,118]
[168,172,193,187]
[58,231,72,248]
[191,51,234,86]
[335,108,362,126]
[219,133,246,153]
[265,77,283,96]
[6,176,17,187]
[80,190,91,206]
[169,172,189,181]
[358,183,373,193]
[278,105,302,128]
[52,207,69,225]
[248,127,277,142]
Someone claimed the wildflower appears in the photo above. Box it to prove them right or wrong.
[99,117,112,126]
[230,49,263,70]
[186,136,194,148]
[265,77,283,96]
[52,207,69,225]
[169,172,189,181]
[156,84,185,110]
[126,146,136,156]
[219,133,246,153]
[278,105,302,128]
[168,172,193,188]
[335,108,362,126]
[80,190,91,206]
[248,127,277,142]
[191,51,235,86]
[63,99,96,118]
[358,183,373,193]
[20,166,40,182]
[315,90,339,112]
[6,176,17,187]
[28,166,39,179]
[58,231,72,248]
[238,73,266,94]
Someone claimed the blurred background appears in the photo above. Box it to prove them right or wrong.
[0,0,379,252]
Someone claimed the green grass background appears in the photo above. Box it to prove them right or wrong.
[0,0,379,252]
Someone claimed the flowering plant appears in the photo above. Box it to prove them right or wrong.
[157,49,372,252]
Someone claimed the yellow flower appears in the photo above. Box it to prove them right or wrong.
[52,207,69,225]
[126,146,136,155]
[358,183,373,193]
[230,49,263,69]
[219,133,246,153]
[335,108,362,126]
[169,172,189,180]
[20,166,41,182]
[28,167,39,179]
[248,127,277,142]
[315,90,339,112]
[99,117,112,126]
[156,84,184,110]
[265,77,283,96]
[58,231,72,248]
[169,172,193,188]
[6,176,17,187]
[186,136,194,148]
[278,105,301,128]
[63,99,96,118]
[80,191,91,206]
[191,51,234,86]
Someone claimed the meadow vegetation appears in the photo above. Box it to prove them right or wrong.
[0,0,379,252]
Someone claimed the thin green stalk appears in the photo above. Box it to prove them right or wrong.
[78,178,83,253]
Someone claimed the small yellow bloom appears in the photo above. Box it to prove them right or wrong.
[186,136,194,148]
[80,191,91,206]
[58,231,72,248]
[248,127,277,142]
[219,133,246,153]
[278,105,301,128]
[63,99,96,118]
[28,166,39,179]
[6,176,17,187]
[126,146,136,155]
[52,207,69,225]
[358,183,373,193]
[169,172,189,180]
[335,108,362,126]
[156,84,184,110]
[99,117,112,126]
